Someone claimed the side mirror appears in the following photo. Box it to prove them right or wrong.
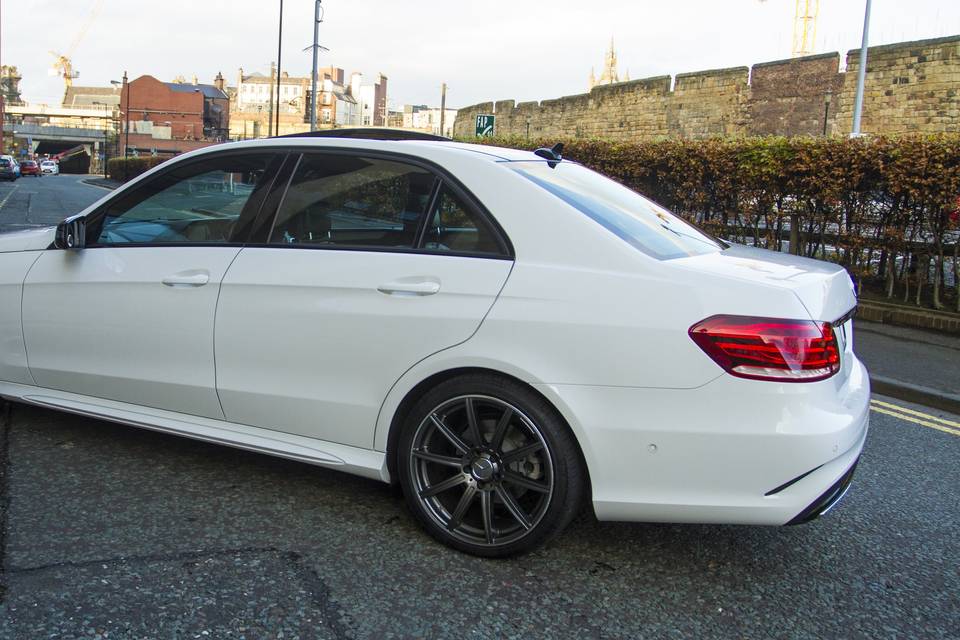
[55,216,86,250]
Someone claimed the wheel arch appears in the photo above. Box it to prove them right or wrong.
[381,366,592,499]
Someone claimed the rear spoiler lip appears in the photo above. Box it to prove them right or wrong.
[829,306,857,326]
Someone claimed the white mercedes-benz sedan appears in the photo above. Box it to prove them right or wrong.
[0,131,869,556]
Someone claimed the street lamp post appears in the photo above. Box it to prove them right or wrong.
[275,0,284,137]
[92,101,114,176]
[309,0,326,132]
[111,73,131,157]
[851,0,872,136]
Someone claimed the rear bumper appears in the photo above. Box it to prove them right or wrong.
[787,456,859,525]
[534,355,870,526]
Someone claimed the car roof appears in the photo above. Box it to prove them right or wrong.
[177,136,545,165]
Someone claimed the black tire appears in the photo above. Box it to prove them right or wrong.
[397,373,586,557]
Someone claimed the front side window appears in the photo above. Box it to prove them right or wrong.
[95,154,274,245]
[270,154,435,249]
[511,162,722,260]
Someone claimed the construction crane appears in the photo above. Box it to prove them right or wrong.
[792,0,820,57]
[49,0,105,88]
[757,0,821,58]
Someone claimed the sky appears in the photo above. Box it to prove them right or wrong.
[1,0,958,110]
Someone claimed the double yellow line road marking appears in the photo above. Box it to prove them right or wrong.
[870,398,960,437]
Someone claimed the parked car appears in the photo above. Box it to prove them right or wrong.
[19,160,41,177]
[0,131,869,557]
[0,156,18,181]
[40,160,59,175]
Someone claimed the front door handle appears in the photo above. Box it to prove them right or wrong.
[377,279,441,296]
[162,272,210,287]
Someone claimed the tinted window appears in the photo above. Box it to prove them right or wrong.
[422,186,502,255]
[96,154,274,245]
[270,154,435,248]
[511,162,722,260]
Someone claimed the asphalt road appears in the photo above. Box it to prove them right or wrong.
[0,173,108,234]
[0,396,956,639]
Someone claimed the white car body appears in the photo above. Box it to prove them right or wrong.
[0,137,868,540]
[40,161,59,175]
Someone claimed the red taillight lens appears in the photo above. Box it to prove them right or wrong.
[689,315,841,382]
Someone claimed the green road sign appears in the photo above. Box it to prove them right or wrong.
[475,114,495,137]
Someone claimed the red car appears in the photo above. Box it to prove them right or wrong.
[20,160,41,177]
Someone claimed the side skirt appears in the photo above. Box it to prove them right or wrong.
[0,381,389,482]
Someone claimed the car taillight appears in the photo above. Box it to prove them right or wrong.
[689,315,840,382]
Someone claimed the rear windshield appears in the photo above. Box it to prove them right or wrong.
[510,161,722,260]
[0,159,10,167]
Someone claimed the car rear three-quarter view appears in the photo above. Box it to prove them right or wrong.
[384,142,870,556]
[0,135,869,558]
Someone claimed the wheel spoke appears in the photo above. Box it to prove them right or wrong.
[490,407,513,451]
[501,441,544,463]
[419,473,467,499]
[447,483,478,531]
[503,471,550,494]
[480,490,495,544]
[429,413,470,454]
[464,397,483,446]
[412,449,463,468]
[495,485,532,530]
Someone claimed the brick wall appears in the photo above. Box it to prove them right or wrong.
[454,35,960,140]
[123,76,205,141]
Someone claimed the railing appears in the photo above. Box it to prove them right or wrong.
[1,122,108,138]
[4,103,115,118]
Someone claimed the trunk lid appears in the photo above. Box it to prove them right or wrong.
[674,243,857,323]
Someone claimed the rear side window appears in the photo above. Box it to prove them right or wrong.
[422,185,503,255]
[270,154,435,248]
[511,162,722,260]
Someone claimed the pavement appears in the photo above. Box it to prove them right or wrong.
[0,397,958,639]
[854,320,960,414]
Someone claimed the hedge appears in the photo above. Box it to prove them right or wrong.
[106,156,167,183]
[461,134,960,312]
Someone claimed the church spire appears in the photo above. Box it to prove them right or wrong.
[596,35,620,86]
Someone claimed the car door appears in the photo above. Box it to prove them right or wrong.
[215,151,513,448]
[22,151,282,419]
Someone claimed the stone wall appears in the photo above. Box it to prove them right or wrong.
[453,35,959,140]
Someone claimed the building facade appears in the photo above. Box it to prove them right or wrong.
[229,66,387,139]
[398,104,458,137]
[1,66,25,106]
[119,74,229,155]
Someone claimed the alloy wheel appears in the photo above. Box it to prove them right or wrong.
[407,394,555,548]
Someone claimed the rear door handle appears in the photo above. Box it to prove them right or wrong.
[162,272,210,287]
[377,280,441,296]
